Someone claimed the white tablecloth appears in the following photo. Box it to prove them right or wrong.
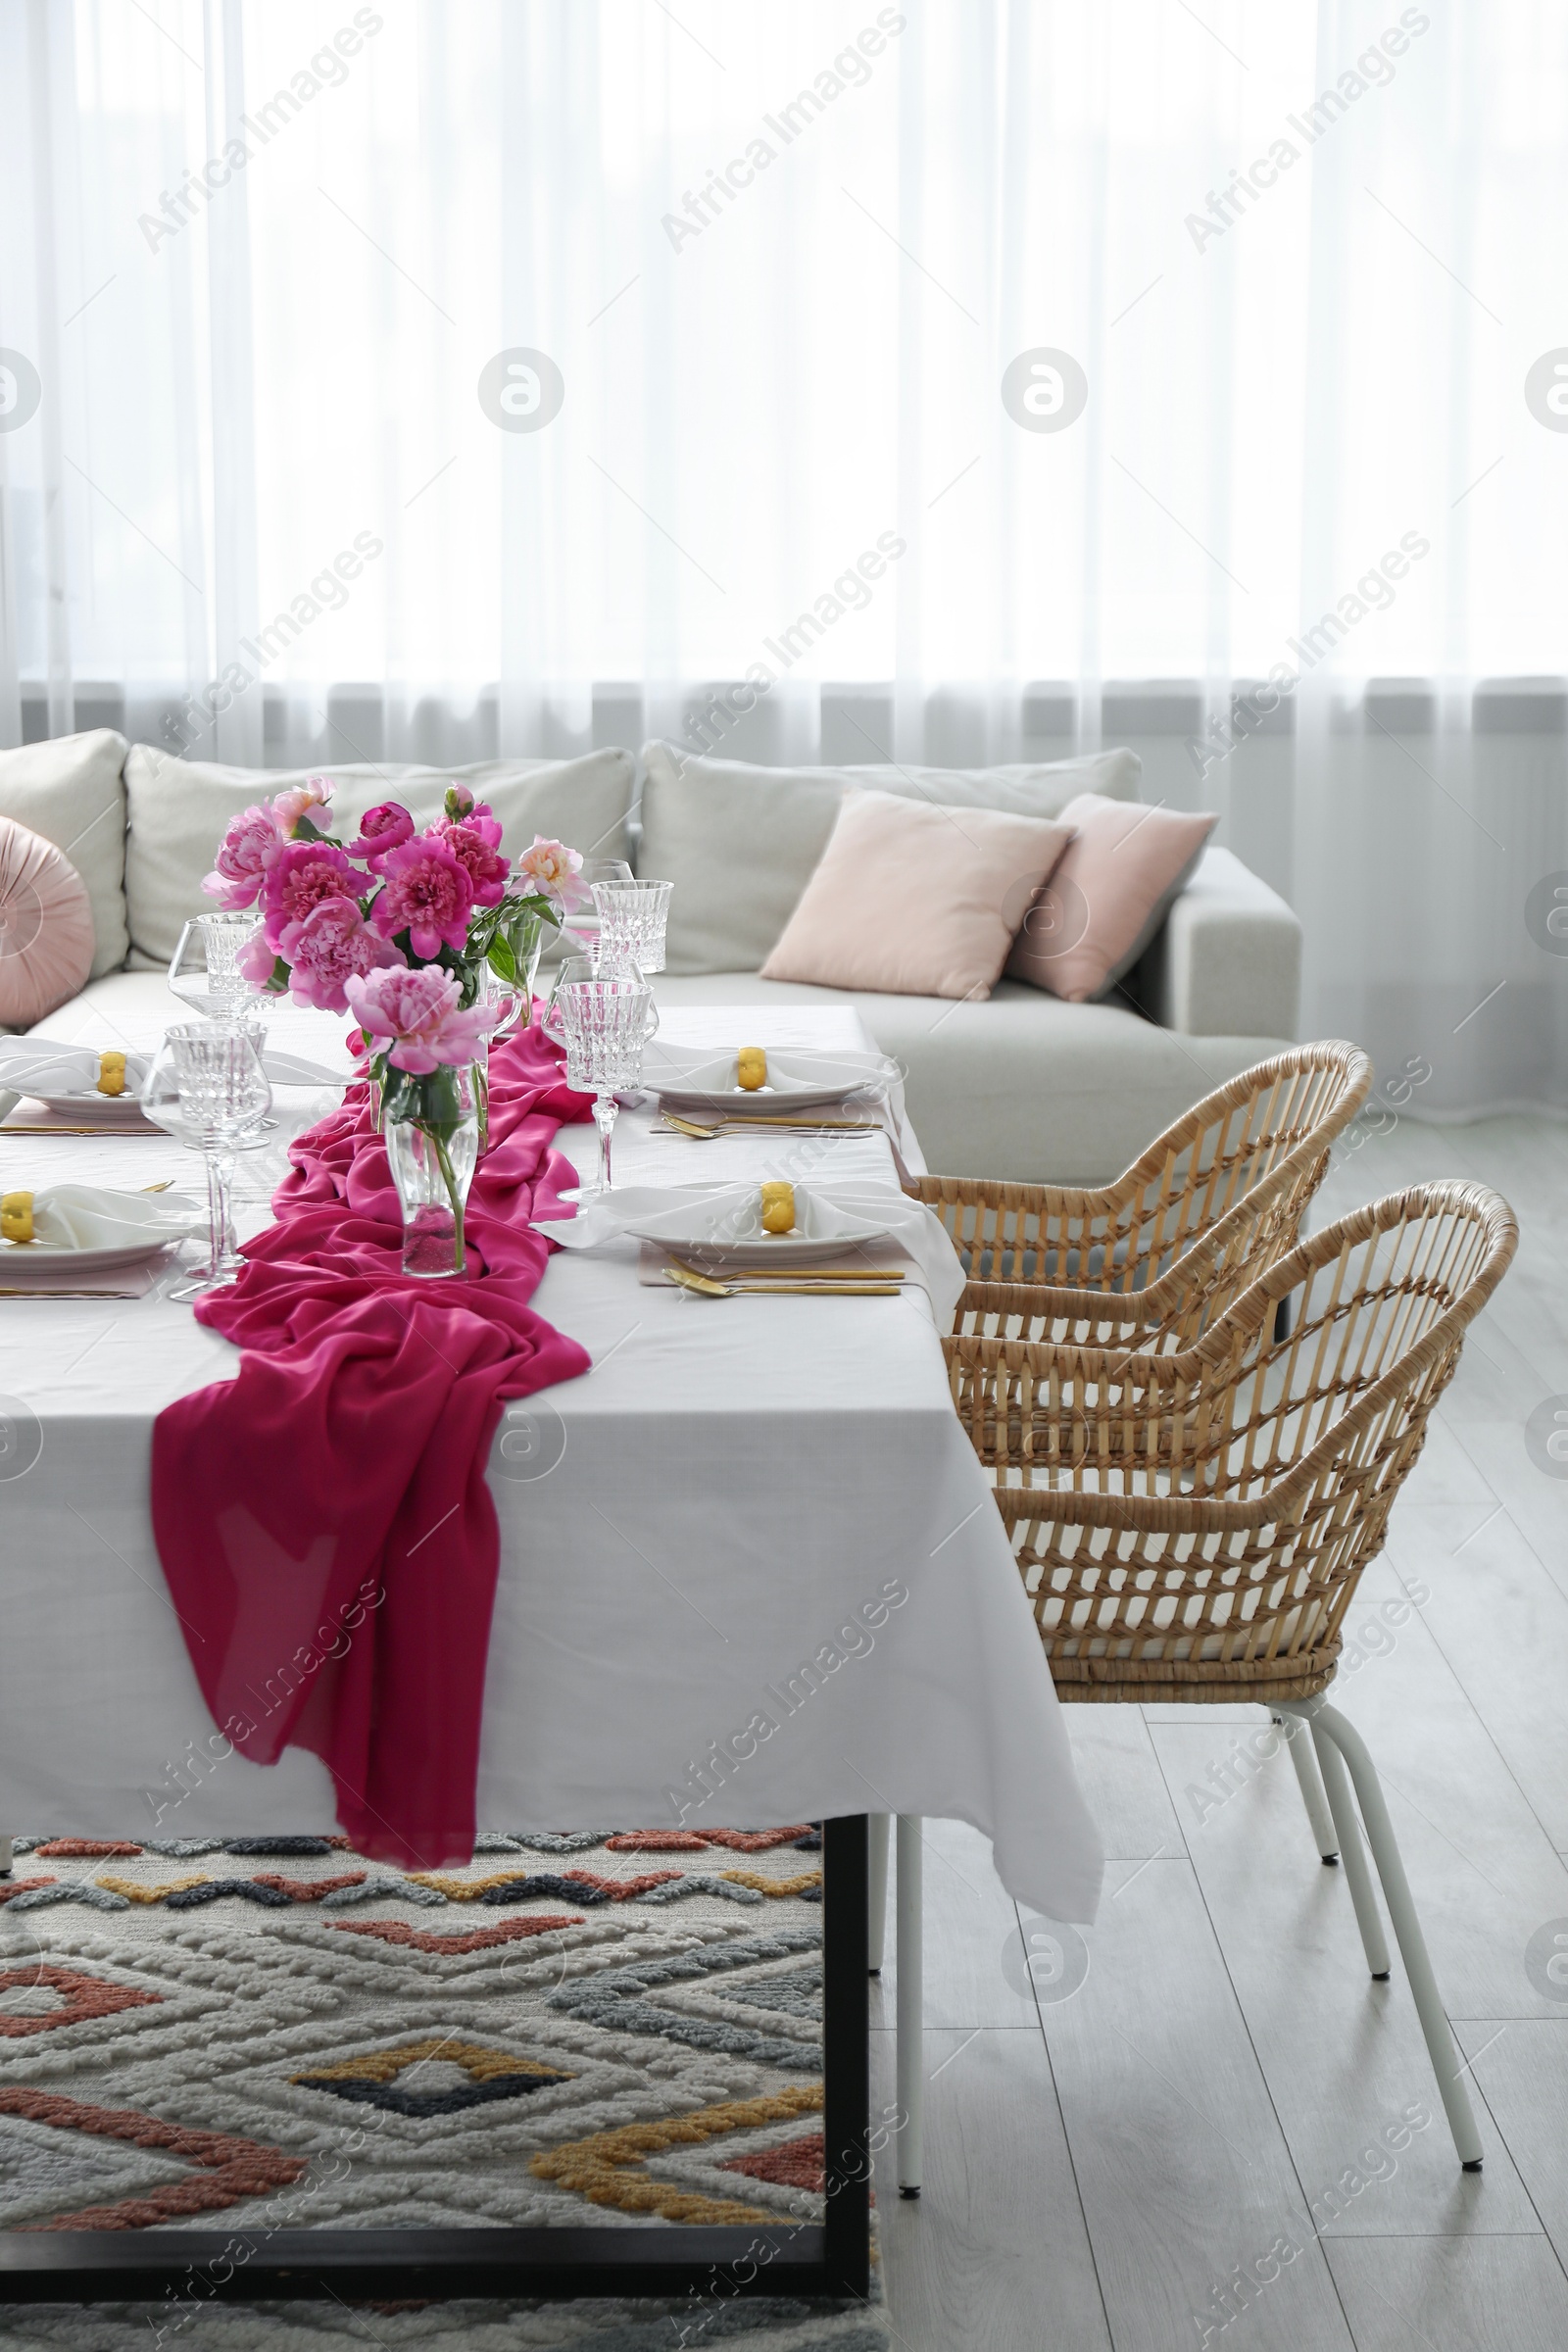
[0,988,1103,1924]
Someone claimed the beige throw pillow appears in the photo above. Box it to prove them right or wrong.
[760,788,1074,1002]
[637,740,1141,974]
[1006,793,1217,1002]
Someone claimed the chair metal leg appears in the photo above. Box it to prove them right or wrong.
[1274,1711,1339,1863]
[1310,1701,1484,2170]
[867,1813,890,1974]
[895,1814,923,2197]
[1302,1712,1393,1980]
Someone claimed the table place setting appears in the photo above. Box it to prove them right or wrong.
[631,1034,917,1174]
[0,1031,349,1135]
[643,1037,901,1113]
[0,1178,203,1294]
[532,1172,966,1320]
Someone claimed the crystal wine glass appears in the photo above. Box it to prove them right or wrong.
[168,911,273,1020]
[543,965,659,1196]
[559,858,633,963]
[139,1019,272,1298]
[593,878,672,976]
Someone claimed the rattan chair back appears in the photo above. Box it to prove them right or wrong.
[947,1182,1516,1703]
[916,1041,1371,1348]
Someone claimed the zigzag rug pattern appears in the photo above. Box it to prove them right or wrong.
[0,1830,886,2352]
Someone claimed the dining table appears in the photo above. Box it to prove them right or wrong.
[0,989,1104,2311]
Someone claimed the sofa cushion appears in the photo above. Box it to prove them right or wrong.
[122,746,637,967]
[651,971,1289,1186]
[638,741,1141,976]
[760,789,1074,1001]
[1008,794,1217,1001]
[0,818,97,1025]
[0,729,128,979]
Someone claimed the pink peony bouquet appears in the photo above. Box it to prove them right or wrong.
[202,774,585,1022]
[203,778,589,1263]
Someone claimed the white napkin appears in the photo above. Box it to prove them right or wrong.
[533,1180,964,1322]
[0,1040,153,1097]
[0,1183,201,1252]
[252,1047,352,1086]
[641,1040,899,1097]
[0,1036,346,1099]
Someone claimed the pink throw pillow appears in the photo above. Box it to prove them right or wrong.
[760,788,1074,1002]
[0,816,96,1026]
[1006,793,1217,1003]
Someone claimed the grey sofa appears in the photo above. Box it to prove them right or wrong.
[2,729,1301,1184]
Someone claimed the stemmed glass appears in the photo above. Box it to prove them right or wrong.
[139,1019,272,1298]
[593,878,672,977]
[543,959,659,1197]
[560,858,633,963]
[169,911,274,1020]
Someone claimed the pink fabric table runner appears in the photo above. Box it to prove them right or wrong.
[151,1024,593,1870]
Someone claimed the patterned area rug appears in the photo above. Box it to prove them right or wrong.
[0,1830,885,2351]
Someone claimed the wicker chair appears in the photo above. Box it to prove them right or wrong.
[913,1040,1371,1348]
[942,1181,1518,2169]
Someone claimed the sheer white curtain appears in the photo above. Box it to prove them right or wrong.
[1,0,1566,1109]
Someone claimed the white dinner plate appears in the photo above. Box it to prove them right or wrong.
[0,1236,190,1277]
[627,1185,892,1267]
[29,1092,160,1127]
[0,1232,196,1289]
[0,1186,202,1277]
[649,1045,897,1116]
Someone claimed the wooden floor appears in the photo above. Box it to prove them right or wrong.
[873,1113,1568,2351]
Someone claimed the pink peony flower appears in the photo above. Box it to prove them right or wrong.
[203,803,284,909]
[260,839,364,950]
[343,800,416,865]
[238,926,282,989]
[369,835,475,959]
[278,898,405,1013]
[435,817,510,906]
[270,775,334,838]
[443,781,476,820]
[344,962,500,1074]
[515,835,585,907]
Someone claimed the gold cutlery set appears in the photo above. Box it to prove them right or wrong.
[662,1254,905,1299]
[658,1108,878,1140]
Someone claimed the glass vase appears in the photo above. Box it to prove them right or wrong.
[383,1063,481,1278]
[486,912,552,1042]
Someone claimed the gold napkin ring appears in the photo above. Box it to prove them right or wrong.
[1,1192,34,1245]
[97,1051,127,1098]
